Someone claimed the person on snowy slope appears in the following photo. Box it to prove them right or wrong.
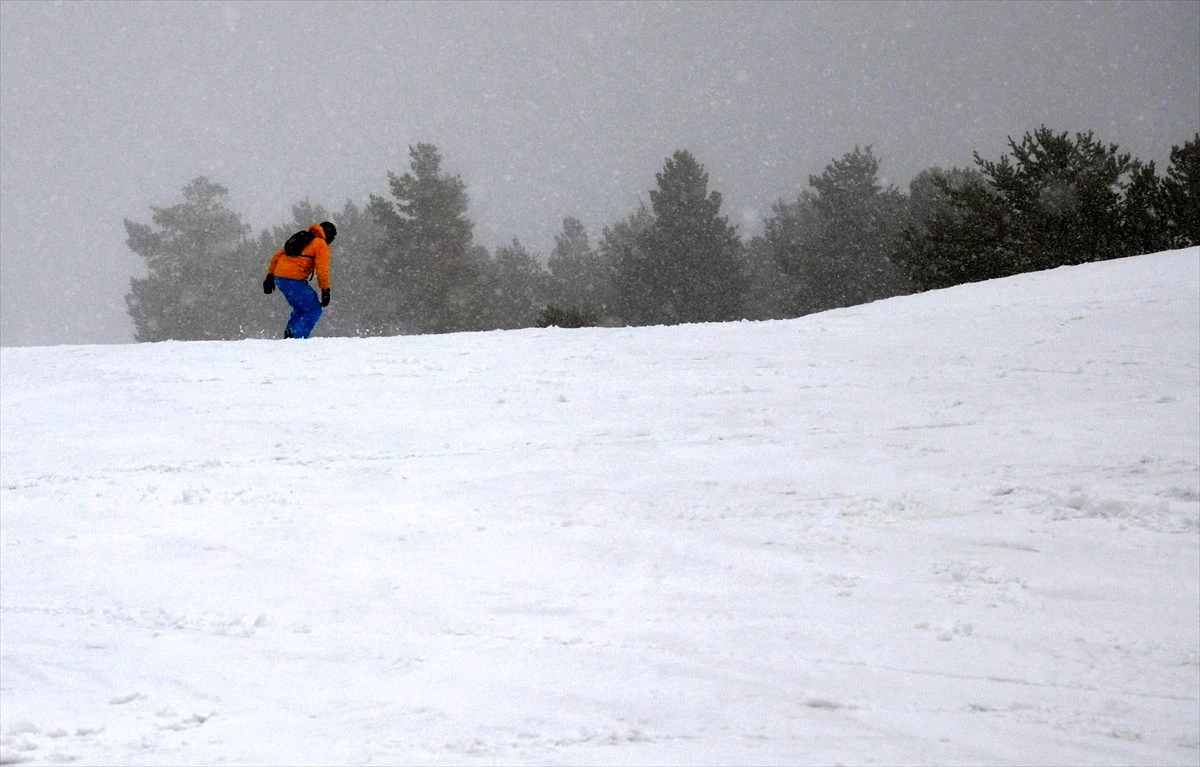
[263,221,336,339]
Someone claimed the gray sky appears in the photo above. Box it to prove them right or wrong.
[2,0,1197,346]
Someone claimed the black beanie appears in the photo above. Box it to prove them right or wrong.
[320,221,337,244]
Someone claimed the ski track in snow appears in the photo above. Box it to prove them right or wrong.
[1,248,1198,766]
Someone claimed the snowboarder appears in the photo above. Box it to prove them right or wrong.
[262,221,336,339]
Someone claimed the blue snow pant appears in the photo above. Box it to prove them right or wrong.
[275,277,323,339]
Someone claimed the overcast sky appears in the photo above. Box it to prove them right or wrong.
[2,0,1197,346]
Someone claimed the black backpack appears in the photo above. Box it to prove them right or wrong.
[283,229,315,257]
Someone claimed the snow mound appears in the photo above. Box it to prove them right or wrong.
[2,248,1198,766]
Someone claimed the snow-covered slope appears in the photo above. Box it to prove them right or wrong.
[2,248,1198,766]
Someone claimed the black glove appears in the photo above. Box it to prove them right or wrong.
[263,274,275,294]
[320,288,330,307]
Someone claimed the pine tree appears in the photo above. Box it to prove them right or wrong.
[1161,134,1200,248]
[486,238,549,329]
[977,127,1134,271]
[741,229,804,320]
[601,206,655,326]
[893,127,1171,292]
[125,177,255,342]
[368,144,484,334]
[546,217,613,320]
[890,167,1011,290]
[758,192,826,315]
[1119,160,1170,258]
[617,150,744,325]
[767,147,911,313]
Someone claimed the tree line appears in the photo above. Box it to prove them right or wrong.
[125,127,1199,342]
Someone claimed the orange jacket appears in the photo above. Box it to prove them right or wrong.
[267,223,332,290]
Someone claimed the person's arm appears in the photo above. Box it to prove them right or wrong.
[314,240,331,291]
[263,248,284,293]
[267,248,284,276]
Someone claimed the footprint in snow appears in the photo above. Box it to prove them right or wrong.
[108,692,143,705]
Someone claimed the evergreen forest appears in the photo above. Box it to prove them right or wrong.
[124,128,1200,342]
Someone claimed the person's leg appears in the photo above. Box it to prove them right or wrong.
[292,297,322,338]
[276,279,323,339]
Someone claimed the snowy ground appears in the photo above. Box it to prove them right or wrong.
[2,248,1198,767]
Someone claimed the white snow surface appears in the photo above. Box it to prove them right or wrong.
[2,248,1198,767]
